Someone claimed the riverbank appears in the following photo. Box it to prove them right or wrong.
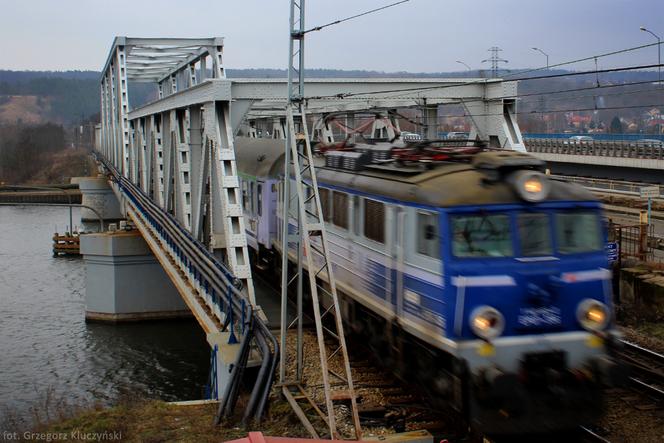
[0,188,81,204]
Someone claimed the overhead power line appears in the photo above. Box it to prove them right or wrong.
[303,0,411,34]
[307,62,664,101]
[306,42,663,100]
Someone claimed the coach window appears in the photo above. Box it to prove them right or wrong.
[242,180,249,211]
[320,188,332,222]
[249,181,255,214]
[416,211,440,259]
[257,183,263,216]
[352,196,361,236]
[332,191,349,229]
[363,199,385,244]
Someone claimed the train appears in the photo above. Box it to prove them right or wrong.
[234,135,623,435]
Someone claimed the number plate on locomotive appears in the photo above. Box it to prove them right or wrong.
[517,306,561,327]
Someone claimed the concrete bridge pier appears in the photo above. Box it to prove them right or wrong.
[80,230,191,322]
[74,176,123,222]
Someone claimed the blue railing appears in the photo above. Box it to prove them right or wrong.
[205,344,219,400]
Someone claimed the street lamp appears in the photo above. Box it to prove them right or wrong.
[640,26,661,87]
[641,26,662,136]
[456,60,471,73]
[532,47,549,69]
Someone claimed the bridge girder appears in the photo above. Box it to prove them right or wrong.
[98,36,528,310]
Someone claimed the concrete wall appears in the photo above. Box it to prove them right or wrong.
[81,230,191,322]
[620,267,664,321]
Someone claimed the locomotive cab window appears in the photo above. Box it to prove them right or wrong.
[556,212,602,254]
[363,199,385,244]
[417,211,440,259]
[451,213,512,257]
[518,213,553,256]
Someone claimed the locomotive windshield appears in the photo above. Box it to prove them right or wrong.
[556,212,602,254]
[450,210,603,258]
[451,214,513,257]
[518,213,553,256]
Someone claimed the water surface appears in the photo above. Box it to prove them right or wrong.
[0,206,209,424]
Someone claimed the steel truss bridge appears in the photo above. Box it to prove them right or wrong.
[96,36,527,422]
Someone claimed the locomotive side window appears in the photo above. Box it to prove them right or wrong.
[451,214,512,257]
[417,211,440,259]
[518,213,552,256]
[556,212,602,254]
[364,199,385,244]
[319,188,332,221]
[332,191,349,229]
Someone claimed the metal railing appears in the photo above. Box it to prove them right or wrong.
[609,223,657,263]
[552,175,664,198]
[526,138,664,160]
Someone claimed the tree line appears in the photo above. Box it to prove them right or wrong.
[0,123,66,183]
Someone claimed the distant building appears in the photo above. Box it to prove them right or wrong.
[566,113,592,128]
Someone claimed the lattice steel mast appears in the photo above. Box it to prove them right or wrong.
[279,0,361,439]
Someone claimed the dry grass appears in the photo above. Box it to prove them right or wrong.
[37,396,309,443]
[0,96,52,125]
[25,148,95,185]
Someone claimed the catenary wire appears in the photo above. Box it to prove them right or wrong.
[303,0,411,34]
[303,42,663,100]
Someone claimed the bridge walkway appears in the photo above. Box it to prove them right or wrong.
[96,152,278,423]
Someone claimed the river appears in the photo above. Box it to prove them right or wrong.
[0,206,209,426]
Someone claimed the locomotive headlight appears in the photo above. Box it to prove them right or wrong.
[524,178,543,194]
[470,306,505,340]
[576,298,610,331]
[509,170,550,202]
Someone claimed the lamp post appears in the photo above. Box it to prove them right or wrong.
[641,26,662,135]
[640,26,661,87]
[456,60,471,72]
[457,60,472,71]
[532,47,549,69]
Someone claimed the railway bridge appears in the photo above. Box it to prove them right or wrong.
[86,36,528,422]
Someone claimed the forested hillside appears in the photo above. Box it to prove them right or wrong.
[0,68,660,126]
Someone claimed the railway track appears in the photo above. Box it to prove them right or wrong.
[618,339,664,402]
[579,426,612,443]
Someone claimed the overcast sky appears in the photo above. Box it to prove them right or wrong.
[1,0,663,73]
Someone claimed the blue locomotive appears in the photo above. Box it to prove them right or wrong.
[235,137,622,434]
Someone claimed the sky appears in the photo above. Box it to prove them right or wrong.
[1,0,663,74]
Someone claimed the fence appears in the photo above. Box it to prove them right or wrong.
[526,138,664,160]
[523,133,664,142]
[608,223,661,264]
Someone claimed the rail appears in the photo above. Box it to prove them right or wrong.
[526,138,664,160]
[617,340,664,401]
[94,152,278,423]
